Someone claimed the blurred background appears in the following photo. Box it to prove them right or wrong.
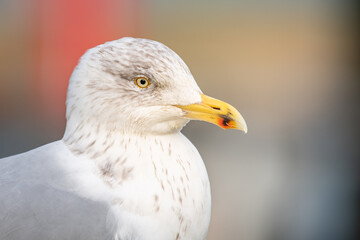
[0,0,358,239]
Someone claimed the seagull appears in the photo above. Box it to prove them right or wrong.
[0,37,247,240]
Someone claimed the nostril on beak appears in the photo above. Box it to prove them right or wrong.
[211,106,221,111]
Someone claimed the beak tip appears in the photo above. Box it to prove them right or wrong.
[238,126,248,134]
[235,117,247,134]
[243,124,248,133]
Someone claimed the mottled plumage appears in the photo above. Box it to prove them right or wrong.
[0,37,246,240]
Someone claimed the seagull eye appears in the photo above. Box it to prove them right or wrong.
[134,77,151,88]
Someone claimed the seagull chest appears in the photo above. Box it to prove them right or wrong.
[0,137,210,240]
[93,133,212,240]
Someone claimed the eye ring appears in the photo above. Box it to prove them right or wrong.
[134,76,151,89]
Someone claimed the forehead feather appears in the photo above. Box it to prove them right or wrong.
[87,37,191,82]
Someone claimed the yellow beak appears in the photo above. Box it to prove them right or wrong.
[176,94,247,133]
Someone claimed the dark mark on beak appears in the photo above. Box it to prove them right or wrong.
[219,114,232,127]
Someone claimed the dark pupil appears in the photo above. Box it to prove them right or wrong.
[140,79,146,85]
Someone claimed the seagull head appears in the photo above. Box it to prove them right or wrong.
[64,37,247,136]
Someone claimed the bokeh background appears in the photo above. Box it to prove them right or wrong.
[0,0,358,239]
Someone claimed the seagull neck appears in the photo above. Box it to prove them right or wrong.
[62,121,181,161]
[62,122,188,187]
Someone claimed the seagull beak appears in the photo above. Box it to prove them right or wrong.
[176,94,247,133]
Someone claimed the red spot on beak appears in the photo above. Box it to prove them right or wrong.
[218,117,230,129]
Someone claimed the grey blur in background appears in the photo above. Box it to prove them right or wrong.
[0,0,359,240]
